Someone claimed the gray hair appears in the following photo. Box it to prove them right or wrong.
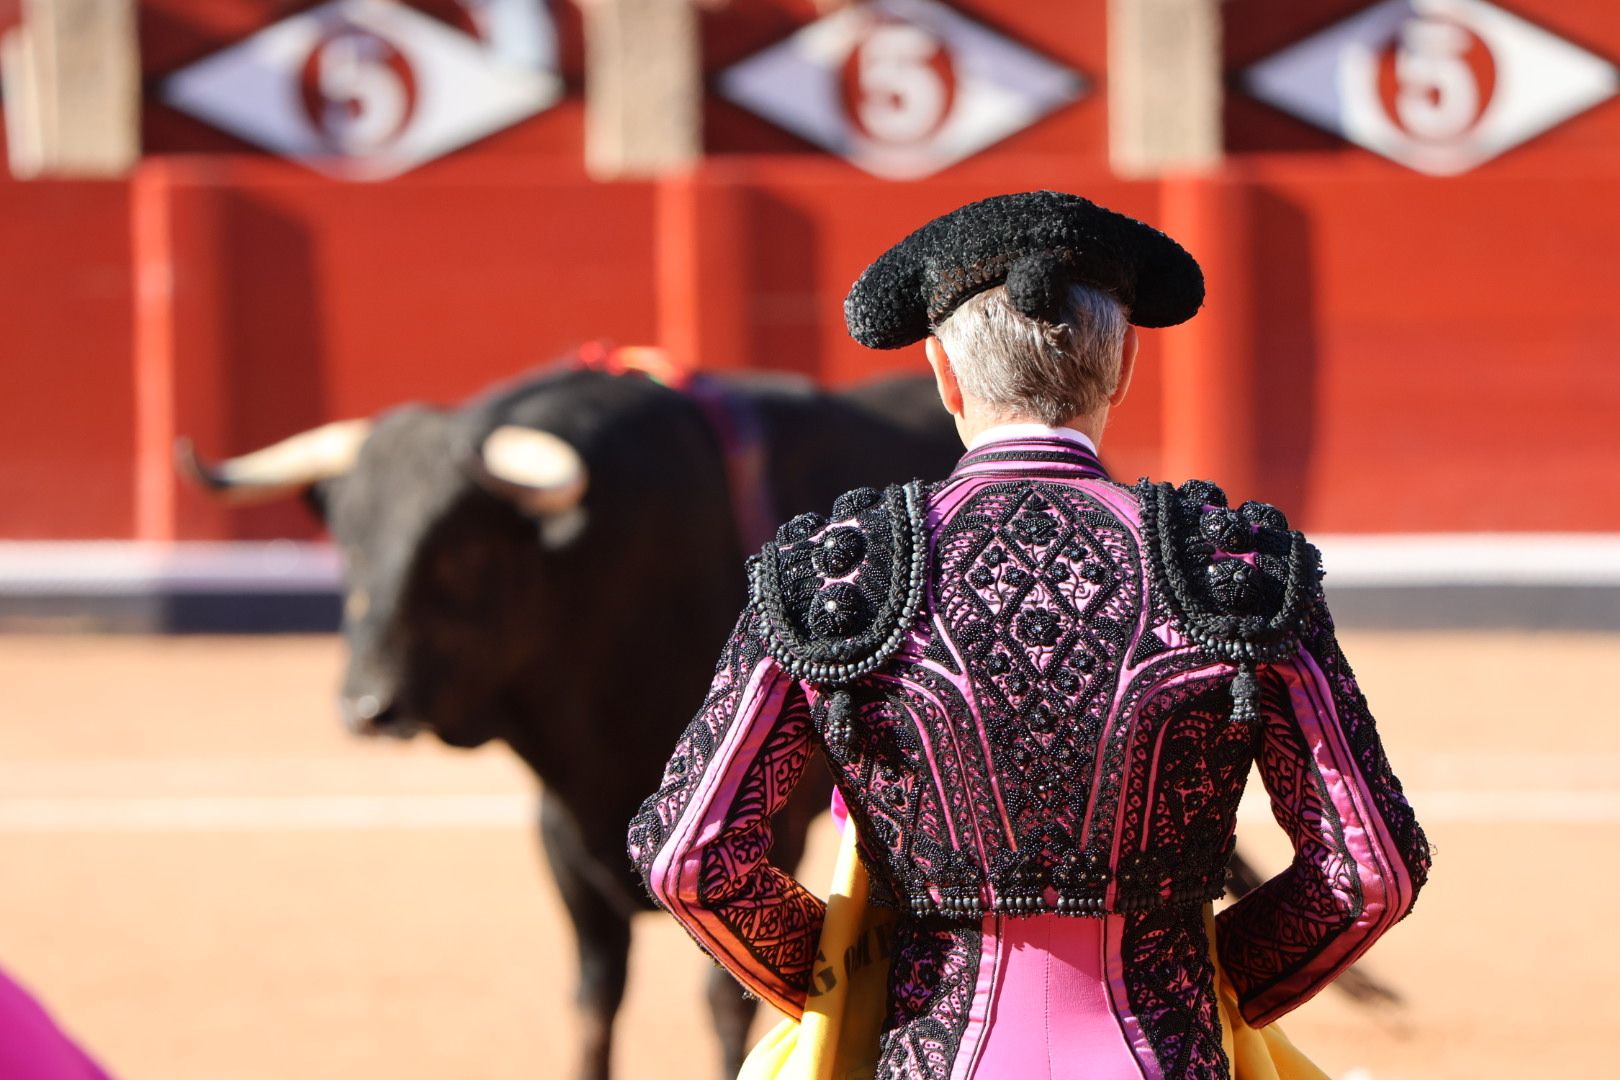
[933,282,1129,425]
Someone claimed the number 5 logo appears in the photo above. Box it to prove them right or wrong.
[1246,0,1617,175]
[165,0,561,180]
[722,0,1083,180]
[843,20,956,145]
[1381,16,1494,143]
[301,25,418,155]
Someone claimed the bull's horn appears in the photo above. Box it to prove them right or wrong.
[477,426,589,515]
[175,419,372,504]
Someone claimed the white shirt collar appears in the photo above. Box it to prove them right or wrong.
[967,423,1098,456]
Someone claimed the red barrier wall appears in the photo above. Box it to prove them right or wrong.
[140,159,660,540]
[1239,156,1620,532]
[0,182,134,538]
[2,1,1618,540]
[5,156,1616,541]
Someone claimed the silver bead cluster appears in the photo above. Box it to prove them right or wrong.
[1054,895,1107,914]
[895,881,1229,920]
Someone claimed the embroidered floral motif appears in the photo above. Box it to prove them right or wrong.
[1121,906,1230,1077]
[875,918,982,1080]
[1110,673,1252,910]
[930,481,1142,909]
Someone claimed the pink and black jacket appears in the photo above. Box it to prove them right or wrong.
[628,435,1430,1078]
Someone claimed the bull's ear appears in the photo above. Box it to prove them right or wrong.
[469,426,590,547]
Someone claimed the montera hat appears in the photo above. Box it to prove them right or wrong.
[843,190,1204,349]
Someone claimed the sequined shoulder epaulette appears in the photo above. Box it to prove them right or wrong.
[1137,479,1321,716]
[749,481,929,686]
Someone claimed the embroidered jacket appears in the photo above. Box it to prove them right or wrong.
[628,436,1431,1077]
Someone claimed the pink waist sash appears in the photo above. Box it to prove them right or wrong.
[964,915,1143,1080]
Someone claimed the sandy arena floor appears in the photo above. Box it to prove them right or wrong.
[2,631,1617,1079]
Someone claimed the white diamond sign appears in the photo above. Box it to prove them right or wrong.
[1244,0,1620,175]
[163,0,561,181]
[718,0,1084,180]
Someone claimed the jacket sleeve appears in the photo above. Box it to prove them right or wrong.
[1215,603,1432,1027]
[626,607,825,1018]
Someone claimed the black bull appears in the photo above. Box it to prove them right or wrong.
[182,366,1395,1080]
[183,367,960,1078]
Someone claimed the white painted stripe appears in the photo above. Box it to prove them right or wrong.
[2,535,1620,593]
[1313,533,1620,587]
[1236,789,1620,825]
[4,751,1613,793]
[0,541,341,594]
[0,794,533,832]
[0,789,1613,833]
[1399,751,1620,789]
[0,757,530,798]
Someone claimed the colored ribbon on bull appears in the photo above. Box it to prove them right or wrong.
[574,342,779,555]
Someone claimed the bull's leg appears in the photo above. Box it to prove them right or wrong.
[707,967,757,1078]
[539,793,631,1080]
[1225,849,1267,899]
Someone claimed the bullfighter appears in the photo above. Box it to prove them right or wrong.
[628,190,1431,1078]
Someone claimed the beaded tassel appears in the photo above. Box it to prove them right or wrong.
[1230,662,1260,724]
[824,690,854,754]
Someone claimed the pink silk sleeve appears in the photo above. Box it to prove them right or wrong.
[627,610,825,1018]
[1215,619,1431,1028]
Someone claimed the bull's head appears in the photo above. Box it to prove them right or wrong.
[178,409,590,749]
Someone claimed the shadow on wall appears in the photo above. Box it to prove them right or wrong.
[1250,186,1320,521]
[219,189,329,541]
[744,189,824,377]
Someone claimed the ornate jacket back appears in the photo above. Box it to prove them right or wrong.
[629,435,1431,1078]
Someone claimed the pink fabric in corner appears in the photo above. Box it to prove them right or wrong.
[971,916,1144,1080]
[830,786,850,834]
[0,966,113,1080]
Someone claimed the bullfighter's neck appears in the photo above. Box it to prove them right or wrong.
[966,422,1098,456]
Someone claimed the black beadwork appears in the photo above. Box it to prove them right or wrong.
[1136,479,1319,723]
[843,190,1206,350]
[812,527,867,577]
[750,481,930,687]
